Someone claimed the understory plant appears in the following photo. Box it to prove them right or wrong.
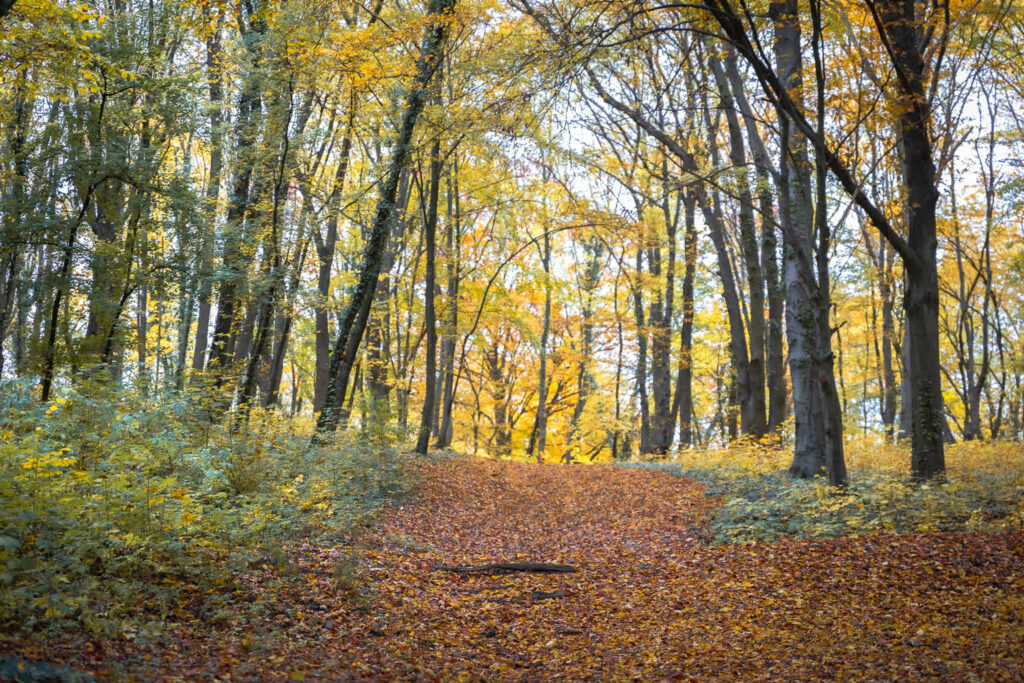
[627,437,1024,544]
[0,378,414,635]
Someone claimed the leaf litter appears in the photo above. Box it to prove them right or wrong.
[3,454,1023,681]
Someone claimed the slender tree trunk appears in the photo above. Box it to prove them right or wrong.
[0,81,29,376]
[314,0,456,441]
[770,0,844,483]
[648,176,679,453]
[416,137,443,454]
[872,0,945,478]
[723,51,787,434]
[878,242,898,439]
[192,9,224,374]
[632,247,651,453]
[698,186,752,438]
[207,12,266,382]
[710,48,767,438]
[435,156,460,449]
[265,237,310,407]
[533,227,552,461]
[313,99,356,412]
[674,192,697,446]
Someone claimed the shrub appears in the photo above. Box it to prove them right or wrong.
[625,437,1024,544]
[0,380,415,635]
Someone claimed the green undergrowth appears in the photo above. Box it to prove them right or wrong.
[0,378,417,637]
[624,439,1024,544]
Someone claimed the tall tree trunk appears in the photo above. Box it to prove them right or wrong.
[879,242,898,439]
[207,11,266,382]
[698,186,752,438]
[648,172,679,453]
[313,98,356,412]
[192,10,224,374]
[532,226,552,461]
[871,0,945,478]
[0,78,29,375]
[710,48,767,437]
[435,155,461,449]
[770,0,844,483]
[314,0,456,441]
[674,192,697,446]
[416,137,443,454]
[264,235,310,407]
[238,77,297,417]
[632,247,651,453]
[723,51,787,434]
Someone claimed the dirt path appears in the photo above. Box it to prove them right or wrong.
[313,456,1024,681]
[7,455,1024,680]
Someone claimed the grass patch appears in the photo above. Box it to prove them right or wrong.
[625,438,1024,543]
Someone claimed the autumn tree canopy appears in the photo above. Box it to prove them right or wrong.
[1,0,1022,469]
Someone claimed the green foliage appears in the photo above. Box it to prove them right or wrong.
[624,442,1024,544]
[0,380,415,635]
[0,656,94,682]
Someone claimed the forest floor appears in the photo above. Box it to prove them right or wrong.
[4,454,1024,681]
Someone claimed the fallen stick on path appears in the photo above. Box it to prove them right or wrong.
[434,562,577,574]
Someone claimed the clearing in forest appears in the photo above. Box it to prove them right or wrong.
[6,455,1024,680]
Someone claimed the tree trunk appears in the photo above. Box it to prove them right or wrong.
[769,0,844,484]
[710,47,767,438]
[533,227,552,461]
[435,156,461,449]
[632,247,651,453]
[192,7,224,374]
[674,192,697,446]
[207,10,266,381]
[873,0,945,478]
[416,137,443,455]
[723,50,787,435]
[313,99,356,412]
[314,0,456,441]
[648,176,679,453]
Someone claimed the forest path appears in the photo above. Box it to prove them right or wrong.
[315,455,1024,681]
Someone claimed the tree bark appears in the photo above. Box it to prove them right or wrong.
[871,0,945,478]
[648,170,679,453]
[435,155,461,449]
[710,48,767,438]
[313,97,356,413]
[770,0,838,479]
[632,246,651,453]
[207,13,266,382]
[533,226,552,461]
[192,9,224,375]
[674,192,697,446]
[416,137,443,454]
[722,51,787,435]
[314,0,456,441]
